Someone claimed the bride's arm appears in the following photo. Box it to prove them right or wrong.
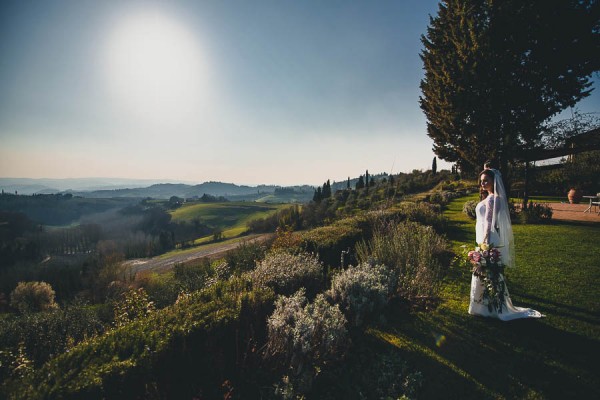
[483,196,494,244]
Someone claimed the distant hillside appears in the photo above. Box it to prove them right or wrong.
[71,182,282,199]
[0,194,138,226]
[0,177,194,194]
[1,176,393,203]
[0,178,315,202]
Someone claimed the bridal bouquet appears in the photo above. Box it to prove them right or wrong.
[465,243,507,313]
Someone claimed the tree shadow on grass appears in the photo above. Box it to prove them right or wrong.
[506,278,600,325]
[375,303,600,400]
[509,291,600,324]
[444,218,475,245]
[550,219,600,228]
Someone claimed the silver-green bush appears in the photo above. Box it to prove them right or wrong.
[462,200,478,220]
[248,251,323,296]
[328,262,396,327]
[266,289,348,391]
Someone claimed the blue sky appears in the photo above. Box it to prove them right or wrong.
[1,0,598,186]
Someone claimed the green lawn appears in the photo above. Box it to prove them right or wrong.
[367,195,600,399]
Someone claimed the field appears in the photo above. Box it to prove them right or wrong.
[170,201,286,241]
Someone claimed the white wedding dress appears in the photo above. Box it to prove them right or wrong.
[468,196,543,321]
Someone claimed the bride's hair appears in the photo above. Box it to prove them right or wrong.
[479,169,495,201]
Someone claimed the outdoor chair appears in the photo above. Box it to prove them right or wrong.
[592,193,600,215]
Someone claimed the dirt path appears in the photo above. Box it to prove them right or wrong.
[124,233,273,274]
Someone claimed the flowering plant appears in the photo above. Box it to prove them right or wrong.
[465,243,507,313]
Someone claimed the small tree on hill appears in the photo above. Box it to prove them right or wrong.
[10,281,58,313]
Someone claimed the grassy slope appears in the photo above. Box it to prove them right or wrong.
[170,202,284,240]
[368,195,600,399]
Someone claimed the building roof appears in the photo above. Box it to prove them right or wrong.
[517,127,600,162]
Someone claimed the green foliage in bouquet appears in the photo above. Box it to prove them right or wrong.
[466,244,507,313]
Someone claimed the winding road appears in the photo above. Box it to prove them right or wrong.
[123,233,273,273]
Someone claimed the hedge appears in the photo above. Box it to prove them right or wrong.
[4,279,274,400]
[300,216,367,268]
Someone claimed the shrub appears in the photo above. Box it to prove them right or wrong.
[225,240,269,275]
[113,287,155,327]
[248,251,323,297]
[271,226,302,253]
[136,271,179,308]
[4,280,274,400]
[462,200,478,220]
[518,202,553,224]
[173,260,213,292]
[328,262,396,327]
[349,352,424,400]
[266,289,348,392]
[428,191,446,206]
[300,216,366,267]
[356,221,449,301]
[10,281,58,314]
[393,202,446,232]
[362,203,446,238]
[0,303,105,371]
[429,190,464,207]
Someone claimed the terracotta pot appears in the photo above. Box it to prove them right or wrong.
[568,188,582,204]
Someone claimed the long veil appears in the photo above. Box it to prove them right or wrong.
[490,169,515,268]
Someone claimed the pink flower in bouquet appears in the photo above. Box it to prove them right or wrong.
[471,252,481,262]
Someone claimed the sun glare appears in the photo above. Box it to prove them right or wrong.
[104,8,209,126]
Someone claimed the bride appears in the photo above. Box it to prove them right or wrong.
[468,168,544,320]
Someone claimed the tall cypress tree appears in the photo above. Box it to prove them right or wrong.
[420,0,599,181]
[432,157,437,175]
[356,175,365,190]
[322,180,332,199]
[313,187,322,202]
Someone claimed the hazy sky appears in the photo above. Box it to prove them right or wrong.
[1,0,598,186]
